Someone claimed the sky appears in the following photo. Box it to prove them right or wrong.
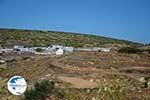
[0,0,150,43]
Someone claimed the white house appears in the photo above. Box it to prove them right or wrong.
[64,47,74,52]
[75,48,93,51]
[12,45,73,55]
[51,45,63,50]
[55,48,64,55]
[20,48,29,52]
[14,45,24,49]
[99,48,111,52]
[0,60,5,63]
[14,45,36,53]
[0,49,13,53]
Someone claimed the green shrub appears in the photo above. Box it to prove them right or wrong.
[0,68,4,72]
[0,87,5,94]
[23,80,55,100]
[35,48,44,52]
[118,47,142,54]
[144,49,150,54]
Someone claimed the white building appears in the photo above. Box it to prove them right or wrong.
[55,48,64,55]
[14,45,36,53]
[75,47,111,52]
[51,45,63,50]
[0,49,13,53]
[14,45,24,49]
[75,48,93,51]
[99,48,111,52]
[0,60,5,63]
[13,45,73,55]
[64,47,74,52]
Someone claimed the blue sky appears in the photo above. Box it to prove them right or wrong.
[0,0,149,43]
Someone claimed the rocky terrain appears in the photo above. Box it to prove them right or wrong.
[0,51,150,100]
[0,28,149,100]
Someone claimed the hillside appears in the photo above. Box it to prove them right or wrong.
[0,28,150,100]
[1,50,150,99]
[0,28,142,47]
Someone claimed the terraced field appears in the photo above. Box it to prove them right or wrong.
[0,51,150,100]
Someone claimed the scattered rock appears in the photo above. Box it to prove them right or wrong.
[90,79,94,83]
[92,97,96,100]
[46,74,52,77]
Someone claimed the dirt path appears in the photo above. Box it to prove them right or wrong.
[58,76,97,88]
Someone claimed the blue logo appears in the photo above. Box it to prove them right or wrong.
[7,76,27,95]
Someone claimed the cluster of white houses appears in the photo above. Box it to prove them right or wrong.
[0,45,111,55]
[13,45,74,55]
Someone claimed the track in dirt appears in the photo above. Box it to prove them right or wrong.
[58,76,97,88]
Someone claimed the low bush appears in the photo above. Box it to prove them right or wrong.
[0,87,5,94]
[23,80,55,100]
[144,49,150,54]
[0,68,4,72]
[35,48,44,52]
[118,47,142,54]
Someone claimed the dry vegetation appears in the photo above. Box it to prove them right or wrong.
[0,28,141,48]
[0,29,149,100]
[0,51,150,100]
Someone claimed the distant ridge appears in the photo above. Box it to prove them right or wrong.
[0,28,143,47]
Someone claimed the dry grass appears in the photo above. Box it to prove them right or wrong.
[0,51,150,99]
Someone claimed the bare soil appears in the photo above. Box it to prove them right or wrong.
[0,51,150,99]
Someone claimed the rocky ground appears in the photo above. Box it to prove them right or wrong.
[0,51,150,100]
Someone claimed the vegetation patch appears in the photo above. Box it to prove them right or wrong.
[35,48,45,52]
[94,77,127,100]
[118,47,143,54]
[0,87,5,95]
[0,28,142,48]
[144,49,150,54]
[0,68,5,72]
[23,80,63,100]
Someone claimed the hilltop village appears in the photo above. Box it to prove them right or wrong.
[0,45,111,56]
[0,45,112,68]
